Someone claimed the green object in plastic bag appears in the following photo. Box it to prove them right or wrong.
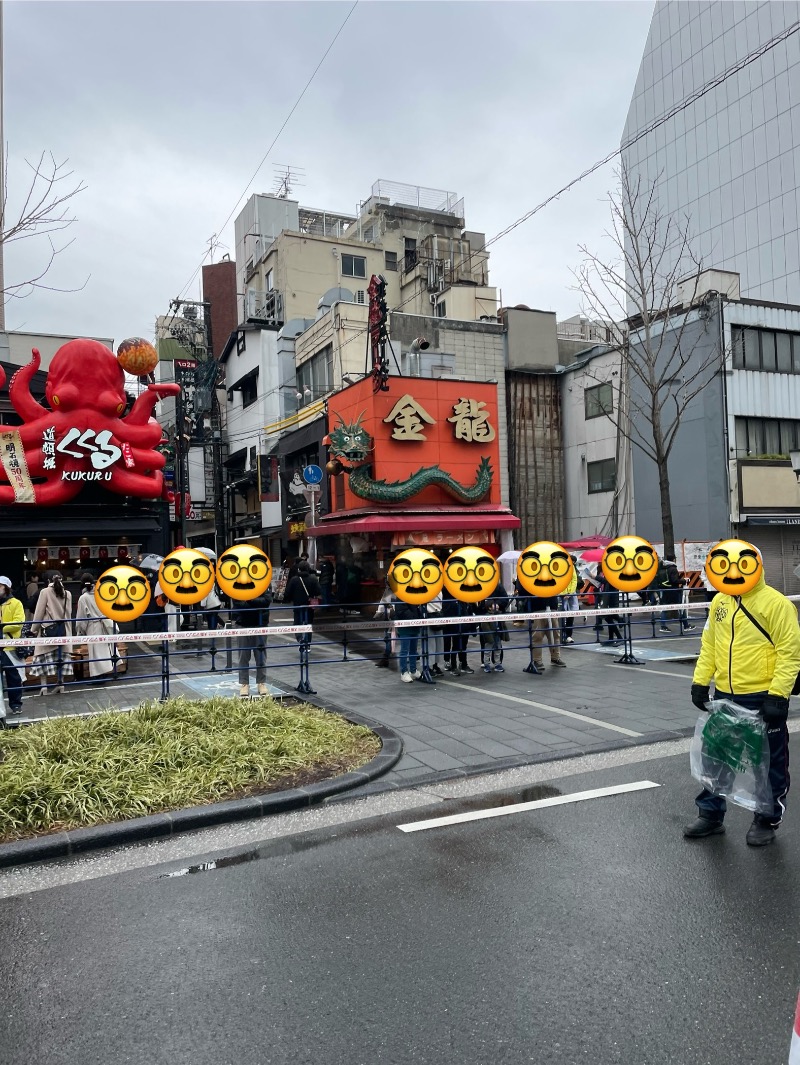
[702,708,765,773]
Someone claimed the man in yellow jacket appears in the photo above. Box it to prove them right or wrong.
[0,576,25,715]
[686,565,800,846]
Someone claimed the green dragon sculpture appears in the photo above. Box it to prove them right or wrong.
[328,414,493,504]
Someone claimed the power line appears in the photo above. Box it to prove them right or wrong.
[334,16,800,358]
[176,0,359,302]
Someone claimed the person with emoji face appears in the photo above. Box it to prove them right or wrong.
[76,573,116,682]
[685,539,800,846]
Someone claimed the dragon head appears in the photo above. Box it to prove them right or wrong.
[328,413,372,466]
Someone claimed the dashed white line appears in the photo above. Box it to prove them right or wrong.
[397,780,662,832]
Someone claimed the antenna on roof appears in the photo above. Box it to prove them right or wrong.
[273,165,305,199]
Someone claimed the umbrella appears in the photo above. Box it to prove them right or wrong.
[195,546,217,561]
[577,547,605,562]
[138,553,164,572]
[497,549,521,563]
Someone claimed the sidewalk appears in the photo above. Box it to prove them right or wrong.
[4,613,726,796]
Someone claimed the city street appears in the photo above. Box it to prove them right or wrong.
[1,739,797,1065]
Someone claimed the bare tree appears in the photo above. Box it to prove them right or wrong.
[573,165,724,559]
[1,151,89,308]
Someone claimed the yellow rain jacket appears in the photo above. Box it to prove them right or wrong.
[0,595,24,640]
[693,574,800,698]
[566,570,578,595]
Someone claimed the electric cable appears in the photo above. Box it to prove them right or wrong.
[333,16,800,359]
[175,0,359,303]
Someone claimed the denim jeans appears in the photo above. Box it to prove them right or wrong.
[397,627,418,675]
[696,690,790,827]
[293,606,313,644]
[427,626,444,667]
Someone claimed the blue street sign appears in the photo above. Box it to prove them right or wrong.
[303,464,324,485]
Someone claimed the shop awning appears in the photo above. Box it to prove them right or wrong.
[307,511,520,537]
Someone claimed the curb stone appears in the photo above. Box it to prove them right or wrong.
[325,725,697,801]
[0,708,403,869]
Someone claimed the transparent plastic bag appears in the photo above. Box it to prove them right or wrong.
[689,699,772,814]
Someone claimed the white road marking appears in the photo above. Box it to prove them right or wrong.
[397,780,661,833]
[607,664,693,680]
[462,687,643,737]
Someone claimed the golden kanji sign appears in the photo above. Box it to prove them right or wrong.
[447,398,496,442]
[382,394,436,441]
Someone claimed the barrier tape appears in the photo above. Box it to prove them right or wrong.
[0,599,710,651]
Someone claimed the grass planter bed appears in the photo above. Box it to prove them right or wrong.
[0,696,380,843]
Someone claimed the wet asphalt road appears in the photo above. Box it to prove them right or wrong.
[1,751,798,1065]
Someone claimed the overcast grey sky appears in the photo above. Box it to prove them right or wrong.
[3,0,654,346]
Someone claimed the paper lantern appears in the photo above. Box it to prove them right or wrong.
[117,546,129,561]
[80,546,91,562]
[98,546,109,560]
[37,548,48,563]
[58,547,70,563]
[117,337,158,376]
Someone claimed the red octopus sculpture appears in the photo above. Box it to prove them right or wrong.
[0,338,180,505]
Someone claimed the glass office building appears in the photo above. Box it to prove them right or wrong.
[622,1,800,304]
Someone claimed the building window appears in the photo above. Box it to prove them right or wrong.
[584,382,613,419]
[435,300,446,318]
[241,375,258,409]
[296,344,333,406]
[732,325,800,373]
[265,268,273,292]
[384,250,398,272]
[341,253,366,278]
[735,416,800,457]
[587,458,616,494]
[404,237,417,272]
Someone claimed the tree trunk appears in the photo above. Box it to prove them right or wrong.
[657,455,675,560]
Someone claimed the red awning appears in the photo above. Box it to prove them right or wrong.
[307,511,520,537]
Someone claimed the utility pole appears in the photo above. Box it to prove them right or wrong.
[202,304,229,554]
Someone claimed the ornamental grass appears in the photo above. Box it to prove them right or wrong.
[0,696,379,842]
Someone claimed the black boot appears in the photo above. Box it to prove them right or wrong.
[746,819,776,846]
[683,816,725,838]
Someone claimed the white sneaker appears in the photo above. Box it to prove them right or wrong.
[413,670,422,679]
[564,637,574,644]
[239,684,249,696]
[257,683,268,695]
[401,672,413,683]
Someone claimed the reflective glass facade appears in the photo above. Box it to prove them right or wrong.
[622,1,800,303]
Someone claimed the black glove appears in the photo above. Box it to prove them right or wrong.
[691,684,710,712]
[762,694,789,724]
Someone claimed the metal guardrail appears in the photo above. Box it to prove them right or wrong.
[0,596,716,721]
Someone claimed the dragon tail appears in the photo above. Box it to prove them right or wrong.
[348,457,493,504]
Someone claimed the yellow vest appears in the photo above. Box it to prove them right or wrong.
[692,576,800,698]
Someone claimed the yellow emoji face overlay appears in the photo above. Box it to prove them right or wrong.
[94,565,151,621]
[517,541,573,598]
[705,539,763,595]
[217,545,273,601]
[158,549,216,606]
[443,546,500,603]
[388,549,443,604]
[601,536,658,592]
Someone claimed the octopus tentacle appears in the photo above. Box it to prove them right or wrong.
[126,383,180,425]
[9,349,47,423]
